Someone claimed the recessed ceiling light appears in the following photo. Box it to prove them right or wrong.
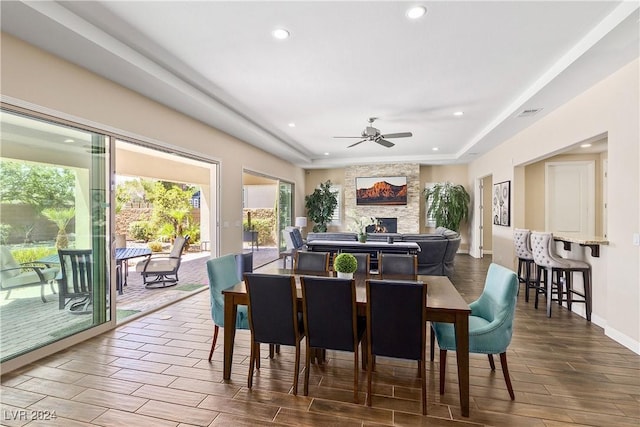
[324,152,329,156]
[272,28,290,40]
[64,139,74,143]
[453,111,464,116]
[580,143,592,148]
[432,147,439,151]
[288,122,296,127]
[406,6,426,20]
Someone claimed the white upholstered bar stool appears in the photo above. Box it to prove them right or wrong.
[530,232,592,321]
[513,229,535,302]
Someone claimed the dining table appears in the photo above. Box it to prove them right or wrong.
[222,270,472,417]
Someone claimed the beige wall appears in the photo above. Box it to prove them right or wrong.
[1,33,306,257]
[468,59,639,351]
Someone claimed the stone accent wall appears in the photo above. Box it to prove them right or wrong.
[344,164,420,233]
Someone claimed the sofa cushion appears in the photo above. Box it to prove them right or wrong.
[414,239,449,276]
[307,232,357,242]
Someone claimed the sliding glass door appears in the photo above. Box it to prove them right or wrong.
[278,181,293,252]
[0,109,110,362]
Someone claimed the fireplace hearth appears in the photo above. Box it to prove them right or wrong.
[366,217,398,233]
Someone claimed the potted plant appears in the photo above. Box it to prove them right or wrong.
[333,253,357,279]
[304,180,338,232]
[424,182,470,232]
[348,214,377,243]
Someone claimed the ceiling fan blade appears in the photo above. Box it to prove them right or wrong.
[376,139,395,148]
[333,136,364,138]
[381,132,412,139]
[347,139,367,148]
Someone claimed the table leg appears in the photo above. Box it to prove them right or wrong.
[454,313,470,417]
[223,294,238,380]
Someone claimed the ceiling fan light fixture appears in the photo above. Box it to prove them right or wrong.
[272,28,290,40]
[406,6,426,20]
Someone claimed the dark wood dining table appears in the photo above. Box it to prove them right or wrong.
[222,270,472,417]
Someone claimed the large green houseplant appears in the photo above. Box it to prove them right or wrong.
[305,180,338,232]
[424,182,470,232]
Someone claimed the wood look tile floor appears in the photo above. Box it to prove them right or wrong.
[1,255,639,426]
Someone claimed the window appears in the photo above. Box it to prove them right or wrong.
[329,184,341,225]
[425,182,436,227]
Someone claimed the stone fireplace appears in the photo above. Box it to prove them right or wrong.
[344,164,420,233]
[366,217,398,233]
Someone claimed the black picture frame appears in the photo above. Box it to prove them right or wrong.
[492,180,511,226]
[356,176,407,205]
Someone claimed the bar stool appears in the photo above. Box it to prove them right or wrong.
[513,228,535,302]
[530,231,592,321]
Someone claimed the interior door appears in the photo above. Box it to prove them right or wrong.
[545,161,595,235]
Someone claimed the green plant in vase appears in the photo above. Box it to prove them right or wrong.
[333,253,357,279]
[348,214,376,243]
[424,182,470,232]
[304,180,338,232]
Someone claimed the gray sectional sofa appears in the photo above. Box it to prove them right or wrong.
[305,227,461,277]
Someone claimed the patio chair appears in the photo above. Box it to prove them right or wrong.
[0,246,58,303]
[58,249,93,313]
[136,235,190,288]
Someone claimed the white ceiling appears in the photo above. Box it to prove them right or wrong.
[2,1,638,168]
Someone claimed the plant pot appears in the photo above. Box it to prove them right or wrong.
[336,271,354,279]
[358,233,367,243]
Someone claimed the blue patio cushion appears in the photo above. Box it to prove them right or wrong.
[206,254,249,329]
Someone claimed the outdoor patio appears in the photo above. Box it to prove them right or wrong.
[0,246,280,361]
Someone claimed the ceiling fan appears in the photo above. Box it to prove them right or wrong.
[334,117,412,148]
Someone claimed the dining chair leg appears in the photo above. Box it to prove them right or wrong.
[430,325,435,361]
[304,343,311,396]
[248,342,256,388]
[208,325,219,362]
[488,353,495,370]
[420,356,427,415]
[256,344,261,369]
[292,343,300,395]
[499,352,515,400]
[439,349,447,395]
[269,344,275,359]
[353,350,359,403]
[366,348,373,407]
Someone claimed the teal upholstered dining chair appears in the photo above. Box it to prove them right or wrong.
[206,254,249,362]
[431,263,518,400]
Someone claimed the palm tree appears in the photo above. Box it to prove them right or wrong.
[42,207,75,249]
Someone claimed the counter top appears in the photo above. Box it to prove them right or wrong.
[553,234,608,257]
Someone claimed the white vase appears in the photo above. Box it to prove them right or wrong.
[336,271,353,279]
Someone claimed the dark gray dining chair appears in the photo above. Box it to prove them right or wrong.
[378,253,417,278]
[301,275,366,402]
[366,278,428,414]
[349,252,371,276]
[244,273,305,395]
[294,251,330,272]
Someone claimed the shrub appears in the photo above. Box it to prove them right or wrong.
[129,221,154,242]
[333,253,357,273]
[147,241,164,252]
[243,218,275,246]
[11,247,57,264]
